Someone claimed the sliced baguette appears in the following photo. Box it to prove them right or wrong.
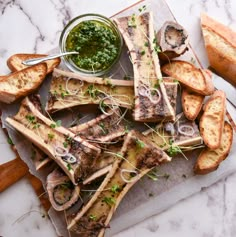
[0,63,47,103]
[194,121,233,174]
[182,89,204,121]
[7,53,60,74]
[200,90,226,149]
[161,60,214,95]
[201,13,236,87]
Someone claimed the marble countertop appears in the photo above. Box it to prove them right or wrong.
[0,0,236,237]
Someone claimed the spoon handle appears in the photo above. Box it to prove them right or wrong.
[22,51,79,66]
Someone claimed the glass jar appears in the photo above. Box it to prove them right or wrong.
[59,13,123,76]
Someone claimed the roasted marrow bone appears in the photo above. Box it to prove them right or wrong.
[46,168,80,211]
[157,21,189,62]
[46,69,134,113]
[31,145,52,171]
[69,108,127,144]
[143,113,203,152]
[114,12,175,122]
[67,130,171,236]
[6,96,101,184]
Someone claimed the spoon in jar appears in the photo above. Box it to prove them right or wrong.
[22,51,79,66]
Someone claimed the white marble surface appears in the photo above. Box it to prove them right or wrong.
[0,0,236,237]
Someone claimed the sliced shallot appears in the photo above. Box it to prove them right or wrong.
[178,125,195,136]
[120,169,139,183]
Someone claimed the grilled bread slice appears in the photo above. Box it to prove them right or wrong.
[201,13,236,87]
[0,63,47,103]
[182,89,204,121]
[7,53,60,74]
[194,121,233,174]
[161,60,214,96]
[200,90,226,149]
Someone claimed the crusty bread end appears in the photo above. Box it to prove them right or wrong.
[201,13,236,87]
[194,121,233,175]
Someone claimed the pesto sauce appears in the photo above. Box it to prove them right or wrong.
[65,20,120,72]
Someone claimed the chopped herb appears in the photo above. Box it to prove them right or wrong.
[99,122,108,135]
[63,141,68,148]
[47,133,54,141]
[50,120,61,128]
[50,123,56,128]
[167,143,181,156]
[128,14,136,28]
[102,196,116,206]
[26,115,35,122]
[7,137,14,145]
[136,139,145,149]
[67,163,72,171]
[138,5,146,12]
[85,85,99,98]
[140,50,145,56]
[147,171,158,181]
[33,124,40,129]
[89,214,97,221]
[154,45,161,54]
[124,125,130,134]
[61,92,65,98]
[111,184,120,193]
[144,42,149,47]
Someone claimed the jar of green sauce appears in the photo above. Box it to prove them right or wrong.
[60,14,123,76]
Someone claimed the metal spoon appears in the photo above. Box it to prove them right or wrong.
[22,51,79,66]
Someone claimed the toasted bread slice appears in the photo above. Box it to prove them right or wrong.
[194,121,233,174]
[161,60,214,95]
[201,13,236,87]
[7,53,60,74]
[200,90,226,149]
[182,89,204,121]
[0,63,47,103]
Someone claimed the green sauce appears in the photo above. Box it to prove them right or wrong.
[65,20,121,72]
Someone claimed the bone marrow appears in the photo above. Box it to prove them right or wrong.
[114,12,175,122]
[157,21,189,62]
[67,130,171,236]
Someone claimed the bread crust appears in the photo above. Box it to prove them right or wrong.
[7,53,60,74]
[201,13,236,86]
[0,63,47,103]
[194,122,233,175]
[200,90,226,149]
[161,60,214,96]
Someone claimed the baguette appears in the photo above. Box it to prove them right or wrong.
[0,63,47,103]
[201,13,236,87]
[7,53,60,74]
[161,60,214,96]
[181,89,204,121]
[194,121,233,175]
[200,90,226,149]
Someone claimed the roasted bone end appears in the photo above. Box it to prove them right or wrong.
[157,21,189,62]
[46,168,80,211]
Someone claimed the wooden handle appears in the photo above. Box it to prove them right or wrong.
[0,157,28,192]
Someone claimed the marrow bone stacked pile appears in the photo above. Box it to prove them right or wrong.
[1,11,234,237]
